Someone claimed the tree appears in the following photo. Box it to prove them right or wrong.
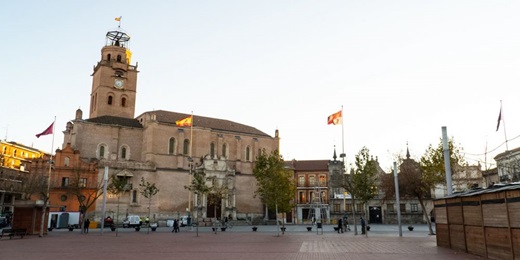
[184,165,211,236]
[420,137,465,189]
[349,147,379,236]
[380,153,436,235]
[253,149,296,236]
[139,177,159,234]
[66,167,104,234]
[107,174,130,236]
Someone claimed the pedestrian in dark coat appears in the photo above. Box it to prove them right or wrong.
[337,218,343,233]
[84,218,90,234]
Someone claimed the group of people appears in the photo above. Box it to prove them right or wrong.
[337,216,366,234]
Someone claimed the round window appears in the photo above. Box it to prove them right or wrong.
[60,195,67,201]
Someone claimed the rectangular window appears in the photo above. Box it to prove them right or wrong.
[298,176,305,186]
[411,203,418,212]
[299,192,305,203]
[61,177,69,187]
[356,203,363,212]
[319,175,326,186]
[79,178,87,188]
[400,203,406,213]
[333,203,340,212]
[387,203,394,212]
[132,190,138,203]
[345,204,352,212]
[309,176,315,186]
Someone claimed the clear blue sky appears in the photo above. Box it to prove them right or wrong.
[2,1,519,171]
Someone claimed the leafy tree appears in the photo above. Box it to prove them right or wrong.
[139,177,159,234]
[350,147,378,236]
[253,149,296,235]
[420,138,465,188]
[184,166,212,236]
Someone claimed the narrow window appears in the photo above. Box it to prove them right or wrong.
[121,97,126,107]
[132,190,137,203]
[245,146,250,161]
[121,147,127,159]
[117,55,122,62]
[108,95,113,105]
[210,143,215,158]
[64,157,70,167]
[107,54,111,61]
[183,139,190,155]
[222,144,227,157]
[168,137,175,155]
[99,146,105,158]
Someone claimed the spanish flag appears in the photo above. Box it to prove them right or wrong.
[176,116,192,127]
[327,110,342,125]
[115,17,121,21]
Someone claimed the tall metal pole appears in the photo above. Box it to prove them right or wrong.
[442,127,453,196]
[393,162,402,237]
[100,166,108,234]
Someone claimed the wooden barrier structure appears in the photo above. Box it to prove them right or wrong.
[434,183,520,260]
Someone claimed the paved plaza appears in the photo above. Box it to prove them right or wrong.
[0,224,487,260]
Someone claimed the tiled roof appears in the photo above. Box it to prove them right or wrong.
[149,110,271,137]
[86,116,143,128]
[284,160,329,171]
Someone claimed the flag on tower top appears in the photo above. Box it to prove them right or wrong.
[327,110,342,125]
[496,106,502,131]
[36,122,54,138]
[115,17,121,21]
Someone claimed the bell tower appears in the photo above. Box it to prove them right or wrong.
[89,29,138,119]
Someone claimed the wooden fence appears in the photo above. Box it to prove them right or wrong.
[434,184,520,260]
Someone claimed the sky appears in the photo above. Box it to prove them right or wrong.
[1,1,520,172]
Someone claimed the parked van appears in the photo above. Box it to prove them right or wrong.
[123,215,141,228]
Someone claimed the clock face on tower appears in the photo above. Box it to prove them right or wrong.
[114,79,124,89]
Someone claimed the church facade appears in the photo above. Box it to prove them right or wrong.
[61,28,279,223]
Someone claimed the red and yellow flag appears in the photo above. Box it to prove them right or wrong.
[176,116,192,127]
[327,111,342,125]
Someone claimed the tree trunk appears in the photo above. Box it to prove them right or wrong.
[39,198,49,237]
[351,196,358,235]
[417,196,435,235]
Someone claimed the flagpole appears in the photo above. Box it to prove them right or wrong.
[40,117,56,237]
[341,105,345,157]
[188,112,193,222]
[500,100,509,151]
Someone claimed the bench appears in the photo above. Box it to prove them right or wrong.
[1,228,27,239]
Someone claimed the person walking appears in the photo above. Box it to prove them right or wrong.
[337,218,343,233]
[84,218,90,234]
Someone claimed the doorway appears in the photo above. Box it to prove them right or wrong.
[206,194,221,219]
[369,206,382,224]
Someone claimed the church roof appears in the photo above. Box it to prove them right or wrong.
[150,110,271,137]
[285,160,329,171]
[86,116,143,128]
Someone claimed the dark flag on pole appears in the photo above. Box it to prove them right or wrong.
[496,107,502,132]
[36,122,54,138]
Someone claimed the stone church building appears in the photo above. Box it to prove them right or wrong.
[61,28,279,223]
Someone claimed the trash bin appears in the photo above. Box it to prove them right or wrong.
[317,222,322,228]
[187,217,191,226]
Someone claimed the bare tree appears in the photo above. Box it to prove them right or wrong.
[65,167,104,234]
[139,177,159,234]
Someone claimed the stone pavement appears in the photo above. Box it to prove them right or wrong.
[0,224,487,260]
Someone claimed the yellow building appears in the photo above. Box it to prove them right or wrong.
[0,141,47,171]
